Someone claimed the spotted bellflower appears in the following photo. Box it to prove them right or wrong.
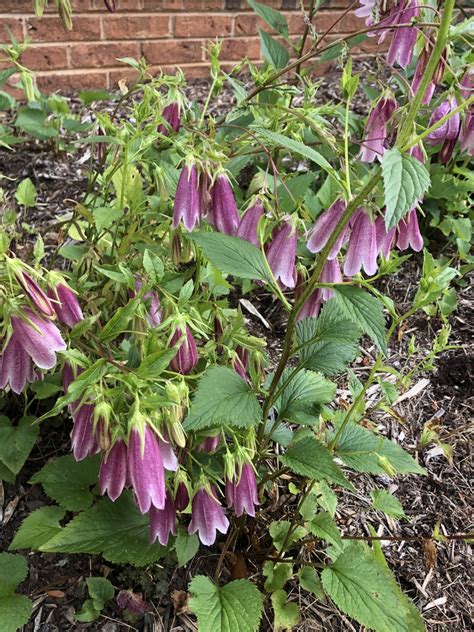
[426,96,460,163]
[359,96,398,162]
[158,101,181,136]
[307,200,348,260]
[266,219,297,289]
[344,209,378,277]
[169,325,198,374]
[48,281,84,327]
[133,278,161,328]
[209,174,239,235]
[0,331,36,394]
[15,268,55,318]
[460,68,474,156]
[10,309,66,371]
[196,434,221,454]
[297,288,322,321]
[127,422,166,513]
[232,346,249,380]
[396,209,423,252]
[99,439,128,502]
[188,486,229,546]
[71,403,100,462]
[226,462,259,518]
[236,201,264,247]
[149,490,177,546]
[173,164,201,232]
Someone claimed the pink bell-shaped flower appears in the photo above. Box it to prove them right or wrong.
[375,215,396,260]
[396,209,423,252]
[188,486,229,546]
[175,481,190,512]
[225,462,259,518]
[158,434,179,472]
[209,174,239,235]
[297,288,322,321]
[360,96,398,162]
[149,490,177,546]
[71,403,100,462]
[99,439,128,501]
[426,96,460,145]
[128,425,166,513]
[158,101,181,136]
[307,200,348,260]
[11,309,66,371]
[266,220,297,289]
[386,0,419,69]
[196,434,221,454]
[16,270,55,318]
[236,201,264,247]
[0,331,37,394]
[169,325,198,374]
[173,164,201,232]
[48,282,83,327]
[320,258,342,301]
[344,209,378,277]
[232,346,249,380]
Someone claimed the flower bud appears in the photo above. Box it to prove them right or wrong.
[14,266,55,318]
[359,96,397,162]
[169,326,198,374]
[209,174,239,235]
[266,220,297,289]
[344,209,378,277]
[173,164,201,232]
[236,201,264,247]
[48,282,84,327]
[158,101,181,136]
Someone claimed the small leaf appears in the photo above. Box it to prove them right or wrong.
[259,30,289,69]
[183,366,262,431]
[189,576,264,632]
[92,206,124,231]
[0,553,28,596]
[309,512,343,551]
[269,521,306,553]
[75,577,114,623]
[371,489,406,519]
[298,566,325,600]
[247,0,289,37]
[99,298,139,343]
[263,562,293,592]
[334,286,387,354]
[0,416,39,477]
[143,249,164,284]
[175,529,199,567]
[9,506,66,550]
[271,589,301,630]
[272,368,336,424]
[382,148,430,230]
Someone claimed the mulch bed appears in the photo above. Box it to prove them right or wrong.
[0,67,472,631]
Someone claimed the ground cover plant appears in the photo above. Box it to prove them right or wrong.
[0,0,473,630]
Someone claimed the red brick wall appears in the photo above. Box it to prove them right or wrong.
[0,1,366,92]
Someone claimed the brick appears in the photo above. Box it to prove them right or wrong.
[157,63,213,78]
[91,0,142,10]
[143,39,203,63]
[0,17,24,43]
[235,12,303,36]
[25,16,101,42]
[174,15,233,38]
[0,0,89,11]
[36,70,108,92]
[22,45,68,71]
[103,14,170,39]
[69,41,138,67]
[220,37,260,60]
[313,11,362,34]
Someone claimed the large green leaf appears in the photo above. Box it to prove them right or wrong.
[191,232,273,284]
[334,286,387,354]
[309,512,343,551]
[272,368,336,424]
[40,493,167,566]
[0,416,39,479]
[99,298,140,343]
[183,366,261,431]
[321,543,424,632]
[0,553,32,632]
[247,0,288,37]
[9,506,67,550]
[382,148,430,230]
[282,437,352,490]
[259,30,289,69]
[175,529,199,568]
[189,576,264,632]
[30,454,100,512]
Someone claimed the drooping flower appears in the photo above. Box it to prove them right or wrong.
[225,462,259,518]
[375,215,396,260]
[344,209,378,277]
[232,346,249,380]
[410,39,445,106]
[307,200,348,260]
[133,279,161,328]
[359,96,398,162]
[99,439,128,501]
[266,220,297,289]
[209,174,239,235]
[396,209,423,252]
[16,270,55,318]
[175,481,190,512]
[48,282,83,327]
[425,96,460,145]
[188,487,229,546]
[149,491,177,546]
[460,112,474,156]
[71,403,100,462]
[11,309,66,371]
[169,325,198,374]
[196,434,221,454]
[173,164,201,232]
[297,288,322,321]
[386,0,419,69]
[158,101,181,136]
[128,425,166,513]
[158,435,179,472]
[0,332,36,394]
[236,201,264,247]
[320,258,342,301]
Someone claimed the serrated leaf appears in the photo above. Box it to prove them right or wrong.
[259,30,289,69]
[92,206,124,232]
[271,590,301,630]
[263,562,293,592]
[189,576,264,632]
[30,454,100,511]
[270,521,307,553]
[0,553,28,595]
[191,232,273,284]
[298,566,325,600]
[309,512,343,551]
[0,595,33,632]
[0,416,39,477]
[371,490,406,519]
[272,368,336,424]
[334,286,387,354]
[76,577,114,622]
[247,0,288,37]
[143,249,164,283]
[183,366,261,431]
[282,437,352,490]
[321,543,424,632]
[99,298,139,343]
[40,493,167,566]
[314,480,338,517]
[175,529,199,567]
[382,148,430,230]
[9,506,66,550]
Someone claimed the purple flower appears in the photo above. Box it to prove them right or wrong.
[0,332,36,394]
[232,346,249,380]
[149,491,177,546]
[226,463,259,518]
[426,96,460,145]
[411,45,437,105]
[116,590,152,614]
[158,101,181,136]
[396,209,423,252]
[386,0,419,69]
[169,326,198,374]
[175,482,190,511]
[236,201,264,247]
[320,258,342,301]
[460,67,474,100]
[133,279,161,328]
[11,309,66,371]
[375,215,396,260]
[344,209,378,277]
[128,425,166,513]
[307,200,348,260]
[360,96,398,162]
[158,435,179,472]
[297,288,322,321]
[173,164,201,232]
[71,403,100,462]
[188,487,229,546]
[196,434,221,454]
[99,439,128,501]
[48,283,83,327]
[266,220,297,289]
[16,271,55,318]
[460,112,474,156]
[209,174,239,235]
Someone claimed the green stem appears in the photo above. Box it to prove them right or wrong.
[199,76,218,127]
[344,97,352,198]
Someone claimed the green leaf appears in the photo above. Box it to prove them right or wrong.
[271,590,301,630]
[333,422,426,476]
[0,68,17,88]
[259,30,289,69]
[269,521,306,553]
[99,298,139,343]
[189,576,264,632]
[15,178,37,207]
[273,368,336,424]
[296,301,361,375]
[321,543,424,632]
[382,148,430,230]
[0,595,33,632]
[136,349,177,379]
[143,249,164,284]
[263,562,293,592]
[298,566,325,600]
[0,553,28,595]
[282,437,352,490]
[75,577,114,622]
[0,416,39,478]
[334,286,387,354]
[9,506,66,550]
[257,128,338,179]
[320,34,368,61]
[247,0,289,37]
[183,366,261,431]
[40,493,167,566]
[309,512,343,551]
[30,454,100,512]
[92,206,124,232]
[175,529,199,567]
[191,232,273,284]
[371,490,406,519]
